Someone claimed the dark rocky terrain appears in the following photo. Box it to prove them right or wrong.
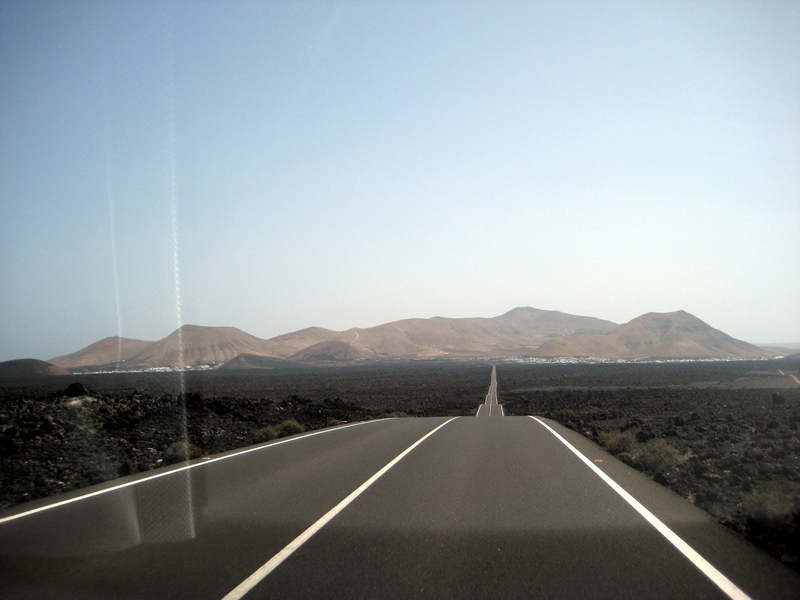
[499,356,800,573]
[1,357,799,573]
[0,361,488,509]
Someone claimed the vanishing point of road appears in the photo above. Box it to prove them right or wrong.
[1,365,798,598]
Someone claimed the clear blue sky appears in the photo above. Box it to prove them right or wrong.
[1,1,798,361]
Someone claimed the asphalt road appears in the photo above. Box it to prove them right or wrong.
[475,365,503,417]
[1,376,799,598]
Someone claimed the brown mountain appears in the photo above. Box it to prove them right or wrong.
[49,337,155,369]
[49,307,773,370]
[291,340,368,362]
[335,307,619,358]
[50,308,621,370]
[121,325,286,369]
[0,359,70,378]
[533,311,777,359]
[265,327,341,356]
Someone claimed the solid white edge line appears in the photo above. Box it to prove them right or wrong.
[0,419,385,525]
[529,417,751,600]
[222,416,458,600]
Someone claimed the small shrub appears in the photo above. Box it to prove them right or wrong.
[555,409,576,420]
[578,408,604,420]
[275,419,305,437]
[597,430,636,455]
[253,427,277,443]
[253,419,306,443]
[635,438,681,473]
[163,441,203,464]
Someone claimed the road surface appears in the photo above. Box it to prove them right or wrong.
[475,364,503,417]
[1,369,799,598]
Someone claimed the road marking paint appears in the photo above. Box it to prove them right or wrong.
[222,417,458,600]
[778,368,800,386]
[530,417,751,600]
[0,419,386,525]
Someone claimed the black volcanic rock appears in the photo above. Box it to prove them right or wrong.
[0,435,22,458]
[65,382,87,397]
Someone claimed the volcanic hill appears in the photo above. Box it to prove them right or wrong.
[337,307,619,358]
[532,311,777,359]
[0,359,70,378]
[291,340,368,362]
[116,325,287,369]
[266,327,342,356]
[216,354,294,370]
[50,337,155,370]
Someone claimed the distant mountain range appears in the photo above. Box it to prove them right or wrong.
[28,308,777,373]
[47,307,617,370]
[532,311,771,359]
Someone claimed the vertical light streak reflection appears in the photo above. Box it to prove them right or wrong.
[166,2,195,539]
[101,27,123,365]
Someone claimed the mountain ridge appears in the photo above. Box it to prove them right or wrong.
[533,311,777,359]
[42,308,777,370]
[118,325,289,369]
[50,337,156,369]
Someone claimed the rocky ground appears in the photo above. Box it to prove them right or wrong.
[1,357,799,573]
[499,356,800,573]
[0,361,488,508]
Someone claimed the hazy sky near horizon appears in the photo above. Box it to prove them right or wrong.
[1,0,799,361]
